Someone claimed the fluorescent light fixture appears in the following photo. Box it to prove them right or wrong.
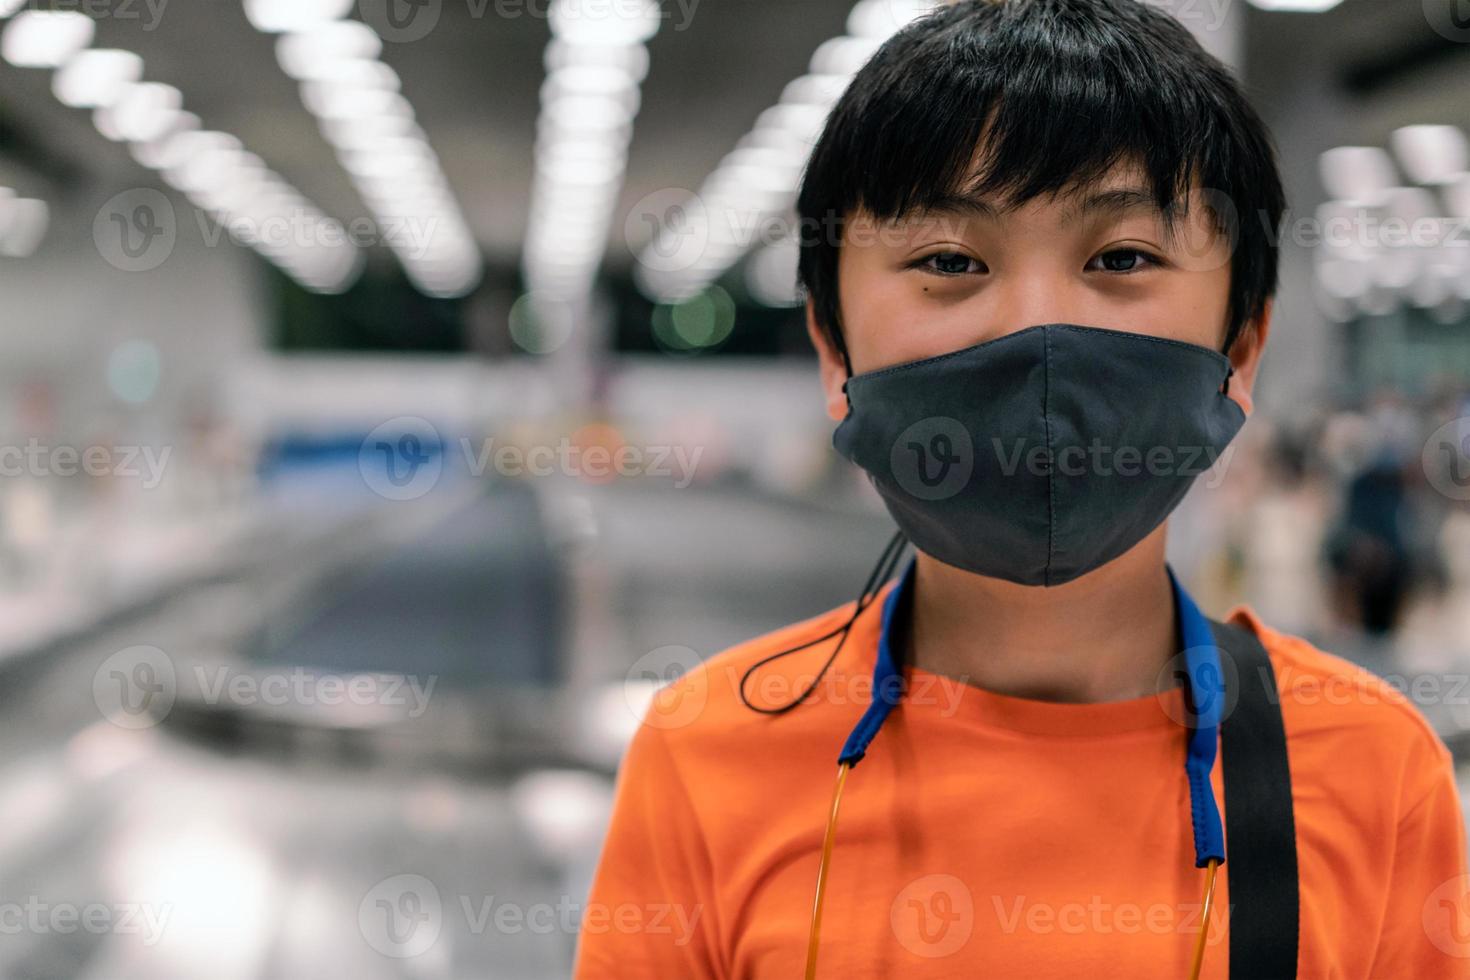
[301,82,408,121]
[313,57,399,92]
[0,197,48,257]
[1245,0,1344,10]
[636,0,934,303]
[810,35,880,74]
[1,10,94,68]
[549,0,659,46]
[275,19,381,79]
[1446,173,1470,220]
[98,81,183,142]
[1390,125,1469,186]
[1319,146,1397,204]
[129,111,201,169]
[243,0,351,33]
[53,49,144,108]
[847,0,940,37]
[257,11,481,298]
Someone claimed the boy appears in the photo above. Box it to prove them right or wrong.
[575,0,1470,976]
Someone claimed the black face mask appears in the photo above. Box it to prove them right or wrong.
[832,323,1247,587]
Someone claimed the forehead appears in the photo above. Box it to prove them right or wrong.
[851,158,1206,240]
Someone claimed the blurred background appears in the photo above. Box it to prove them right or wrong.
[0,0,1467,975]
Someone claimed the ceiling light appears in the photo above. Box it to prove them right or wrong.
[275,19,381,78]
[97,82,183,142]
[243,0,352,33]
[53,49,144,108]
[1245,0,1344,10]
[1390,125,1469,186]
[1,10,94,68]
[1319,146,1397,205]
[549,0,659,45]
[0,194,49,257]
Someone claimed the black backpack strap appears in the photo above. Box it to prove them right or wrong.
[1209,618,1300,980]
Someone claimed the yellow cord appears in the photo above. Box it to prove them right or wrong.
[1187,858,1221,980]
[804,761,851,980]
[805,766,1220,980]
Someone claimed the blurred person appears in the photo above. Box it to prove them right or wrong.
[1238,421,1332,638]
[1323,390,1427,639]
[576,1,1468,977]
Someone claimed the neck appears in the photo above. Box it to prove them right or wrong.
[906,526,1177,703]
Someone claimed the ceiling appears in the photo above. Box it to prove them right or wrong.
[0,0,1465,280]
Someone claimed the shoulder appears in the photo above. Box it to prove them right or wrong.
[1224,604,1454,813]
[625,593,880,781]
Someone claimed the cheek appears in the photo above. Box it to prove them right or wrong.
[1158,264,1232,347]
[837,255,982,373]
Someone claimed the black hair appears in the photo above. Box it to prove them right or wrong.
[795,0,1287,363]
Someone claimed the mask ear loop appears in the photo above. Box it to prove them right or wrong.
[738,530,907,715]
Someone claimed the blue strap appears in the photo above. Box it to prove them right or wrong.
[836,556,914,765]
[1168,565,1227,867]
[838,559,1227,869]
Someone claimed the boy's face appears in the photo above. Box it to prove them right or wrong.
[809,162,1271,422]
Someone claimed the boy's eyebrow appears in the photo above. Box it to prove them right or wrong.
[912,185,1169,223]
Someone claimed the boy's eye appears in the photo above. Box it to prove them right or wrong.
[1088,248,1161,274]
[917,251,983,275]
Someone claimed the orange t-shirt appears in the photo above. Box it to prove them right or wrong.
[575,582,1470,978]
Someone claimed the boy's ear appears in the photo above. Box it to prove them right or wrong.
[1225,298,1272,418]
[806,298,851,422]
